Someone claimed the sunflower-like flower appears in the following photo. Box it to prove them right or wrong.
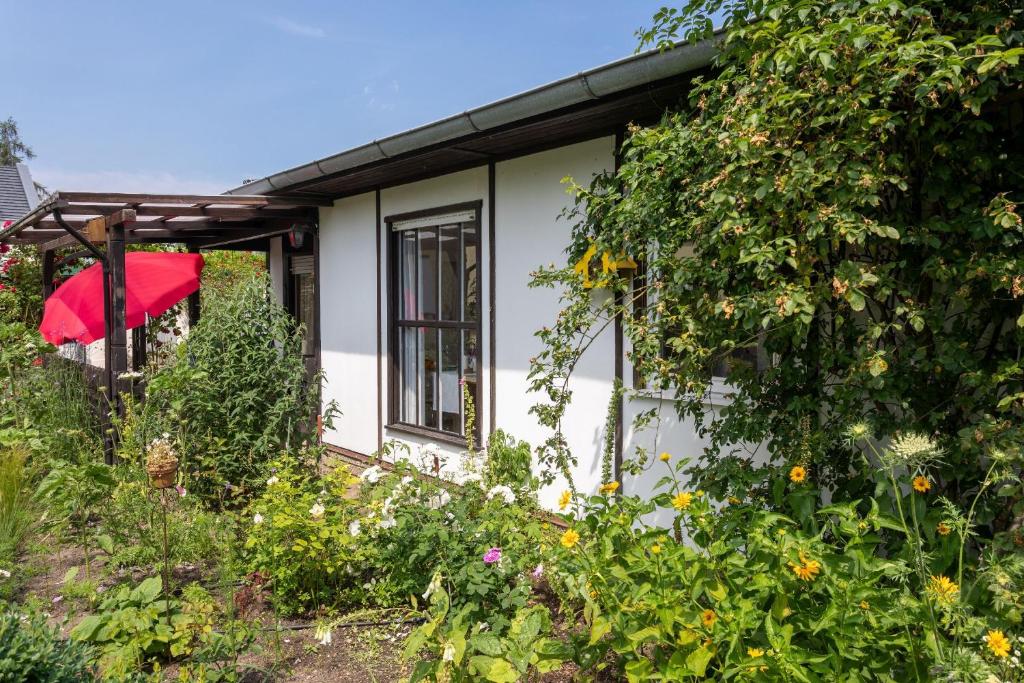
[701,609,717,628]
[599,481,620,495]
[926,575,959,605]
[984,629,1011,658]
[789,465,807,483]
[560,528,580,549]
[747,647,765,658]
[558,490,572,511]
[659,452,671,462]
[789,551,822,582]
[937,522,952,536]
[672,491,693,511]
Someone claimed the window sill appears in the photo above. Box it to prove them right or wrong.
[385,422,470,448]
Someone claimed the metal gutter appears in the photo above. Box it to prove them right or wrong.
[227,38,719,197]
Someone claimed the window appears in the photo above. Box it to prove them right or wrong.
[388,202,481,438]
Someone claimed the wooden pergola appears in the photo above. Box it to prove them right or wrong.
[0,191,329,462]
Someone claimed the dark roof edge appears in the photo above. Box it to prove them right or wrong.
[226,38,719,197]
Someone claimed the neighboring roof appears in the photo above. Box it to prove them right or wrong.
[228,37,719,200]
[0,164,39,220]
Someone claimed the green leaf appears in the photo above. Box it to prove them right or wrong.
[686,645,714,677]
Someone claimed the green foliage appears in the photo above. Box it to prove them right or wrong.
[243,456,367,615]
[483,429,538,495]
[547,436,1022,681]
[531,0,1024,516]
[199,250,266,303]
[0,446,32,567]
[404,581,564,683]
[35,460,116,579]
[0,603,96,682]
[70,577,218,679]
[146,273,324,502]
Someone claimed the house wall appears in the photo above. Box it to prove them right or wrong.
[317,136,723,509]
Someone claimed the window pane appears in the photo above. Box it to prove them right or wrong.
[463,224,477,322]
[441,328,461,433]
[422,327,439,429]
[439,224,461,321]
[399,327,419,423]
[418,228,438,321]
[462,330,478,435]
[399,231,417,319]
[297,273,315,356]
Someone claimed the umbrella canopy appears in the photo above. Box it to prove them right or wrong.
[39,252,205,345]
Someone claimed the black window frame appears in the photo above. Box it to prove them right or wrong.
[385,200,483,445]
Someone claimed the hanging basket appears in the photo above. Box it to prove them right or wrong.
[147,460,178,489]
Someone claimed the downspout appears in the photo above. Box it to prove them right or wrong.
[52,210,116,464]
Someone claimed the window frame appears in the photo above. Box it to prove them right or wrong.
[385,200,483,445]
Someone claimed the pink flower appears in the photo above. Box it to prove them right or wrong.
[532,563,544,578]
[175,484,187,498]
[483,547,502,564]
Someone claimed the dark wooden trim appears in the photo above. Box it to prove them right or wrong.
[41,249,55,299]
[613,128,625,485]
[106,215,131,466]
[313,220,323,419]
[383,200,482,226]
[375,189,383,452]
[488,161,497,435]
[385,422,468,448]
[384,199,484,440]
[187,245,201,328]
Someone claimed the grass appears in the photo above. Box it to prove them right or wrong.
[0,446,33,569]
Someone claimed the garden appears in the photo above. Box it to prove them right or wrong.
[1,0,1024,681]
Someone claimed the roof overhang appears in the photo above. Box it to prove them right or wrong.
[0,191,330,251]
[227,37,719,200]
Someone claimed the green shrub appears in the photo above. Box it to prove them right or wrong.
[0,604,96,681]
[146,274,324,502]
[547,436,1023,681]
[243,456,368,615]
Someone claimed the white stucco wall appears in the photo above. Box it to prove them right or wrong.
[315,136,729,509]
[319,193,380,456]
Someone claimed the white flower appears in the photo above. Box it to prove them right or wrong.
[266,476,280,486]
[309,503,326,519]
[360,465,383,484]
[52,596,63,604]
[348,520,361,537]
[0,569,10,579]
[253,513,264,525]
[379,516,397,529]
[475,622,490,633]
[423,572,442,601]
[486,485,516,505]
[427,489,451,509]
[400,475,414,487]
[442,642,456,663]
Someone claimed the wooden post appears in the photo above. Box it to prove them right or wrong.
[41,250,55,299]
[104,210,135,464]
[187,245,201,327]
[132,324,147,370]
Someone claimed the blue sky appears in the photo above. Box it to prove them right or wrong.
[3,1,668,195]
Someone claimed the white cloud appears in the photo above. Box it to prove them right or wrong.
[264,16,326,39]
[32,167,231,195]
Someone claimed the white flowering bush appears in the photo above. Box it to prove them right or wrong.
[243,456,372,615]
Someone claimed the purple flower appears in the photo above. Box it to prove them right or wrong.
[483,547,502,564]
[532,563,544,579]
[175,484,187,498]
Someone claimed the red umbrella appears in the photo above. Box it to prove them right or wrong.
[39,252,205,345]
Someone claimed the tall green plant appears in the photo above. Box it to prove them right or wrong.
[147,274,324,501]
[0,446,32,565]
[531,0,1024,515]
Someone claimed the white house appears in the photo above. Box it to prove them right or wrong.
[229,39,732,508]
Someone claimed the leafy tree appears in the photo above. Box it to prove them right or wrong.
[531,0,1024,525]
[0,117,34,166]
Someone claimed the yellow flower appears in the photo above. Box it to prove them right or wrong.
[695,490,705,498]
[937,522,952,536]
[926,575,959,604]
[747,647,765,658]
[558,490,572,511]
[589,589,598,599]
[859,600,869,610]
[912,476,931,494]
[659,452,671,462]
[789,466,807,483]
[984,629,1011,658]
[701,609,717,628]
[672,491,693,510]
[560,528,580,549]
[650,544,661,555]
[728,496,742,505]
[789,551,822,582]
[599,481,620,495]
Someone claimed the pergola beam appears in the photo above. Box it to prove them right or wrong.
[52,191,332,207]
